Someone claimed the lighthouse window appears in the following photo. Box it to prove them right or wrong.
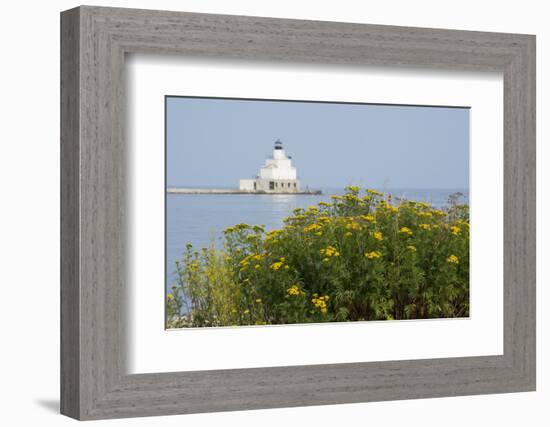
[288,183,290,188]
[269,181,274,190]
[294,183,297,188]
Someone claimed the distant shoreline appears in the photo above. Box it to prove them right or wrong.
[167,187,323,195]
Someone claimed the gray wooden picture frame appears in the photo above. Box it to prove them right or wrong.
[60,5,536,420]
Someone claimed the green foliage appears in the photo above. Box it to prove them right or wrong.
[166,187,470,328]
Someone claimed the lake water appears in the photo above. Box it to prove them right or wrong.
[166,188,468,289]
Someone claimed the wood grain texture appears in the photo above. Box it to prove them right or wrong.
[60,5,536,420]
[60,7,80,419]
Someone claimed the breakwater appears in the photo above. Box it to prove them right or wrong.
[167,188,322,195]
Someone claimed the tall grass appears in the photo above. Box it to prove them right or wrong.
[167,186,469,328]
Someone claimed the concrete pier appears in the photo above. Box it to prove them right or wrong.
[167,188,322,195]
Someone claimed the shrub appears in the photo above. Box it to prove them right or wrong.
[166,187,469,328]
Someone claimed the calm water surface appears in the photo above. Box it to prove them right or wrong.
[166,188,468,289]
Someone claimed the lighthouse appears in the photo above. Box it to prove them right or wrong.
[239,140,301,193]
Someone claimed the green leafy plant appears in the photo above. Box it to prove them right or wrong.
[166,187,469,328]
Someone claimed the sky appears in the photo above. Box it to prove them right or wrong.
[166,96,469,190]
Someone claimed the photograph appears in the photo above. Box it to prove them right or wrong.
[165,96,470,328]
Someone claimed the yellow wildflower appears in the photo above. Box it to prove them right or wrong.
[399,227,413,235]
[270,261,284,271]
[167,293,174,300]
[343,194,360,202]
[303,223,322,233]
[239,255,251,265]
[364,251,382,259]
[447,254,459,264]
[360,214,375,222]
[316,216,332,224]
[372,231,383,241]
[320,246,340,257]
[307,205,319,212]
[419,223,431,230]
[345,221,361,231]
[407,245,417,252]
[450,226,461,236]
[311,295,329,314]
[265,229,283,241]
[255,298,262,303]
[287,285,303,296]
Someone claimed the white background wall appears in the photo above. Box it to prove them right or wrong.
[0,0,546,425]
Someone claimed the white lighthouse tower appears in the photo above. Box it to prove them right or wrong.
[239,140,301,193]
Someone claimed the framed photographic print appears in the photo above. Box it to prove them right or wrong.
[61,5,536,420]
